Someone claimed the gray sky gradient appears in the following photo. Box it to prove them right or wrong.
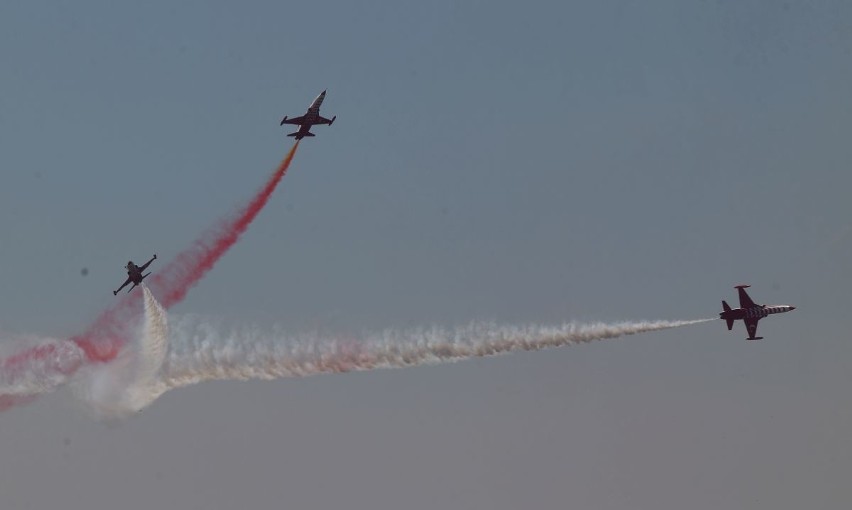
[1,1,851,509]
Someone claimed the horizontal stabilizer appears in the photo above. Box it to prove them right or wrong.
[722,300,731,312]
[746,337,764,341]
[726,319,734,331]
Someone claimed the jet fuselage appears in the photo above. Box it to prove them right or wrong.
[720,285,795,339]
[125,262,145,284]
[719,305,795,322]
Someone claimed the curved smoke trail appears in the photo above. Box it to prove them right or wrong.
[0,143,300,410]
[73,286,169,417]
[75,141,301,357]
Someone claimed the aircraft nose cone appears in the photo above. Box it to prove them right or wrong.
[790,306,796,310]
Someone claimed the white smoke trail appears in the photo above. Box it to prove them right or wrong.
[119,291,711,408]
[73,286,169,417]
[2,287,713,416]
[160,320,710,391]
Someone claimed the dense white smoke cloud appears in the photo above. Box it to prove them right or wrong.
[73,287,170,417]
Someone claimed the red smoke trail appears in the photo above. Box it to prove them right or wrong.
[1,142,300,393]
[151,141,299,308]
[150,142,299,309]
[75,141,300,358]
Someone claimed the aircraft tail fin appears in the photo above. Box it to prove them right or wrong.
[722,301,734,330]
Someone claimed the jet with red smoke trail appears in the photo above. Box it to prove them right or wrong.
[0,143,301,412]
[279,90,336,140]
[719,285,795,340]
[113,254,157,295]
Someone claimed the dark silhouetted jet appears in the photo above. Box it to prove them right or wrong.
[113,254,157,295]
[279,90,336,140]
[720,285,795,340]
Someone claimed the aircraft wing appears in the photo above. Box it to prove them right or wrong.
[737,287,757,308]
[744,317,760,339]
[114,276,132,295]
[139,257,155,272]
[280,115,306,126]
[314,115,334,125]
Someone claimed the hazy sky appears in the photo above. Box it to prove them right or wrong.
[1,1,851,509]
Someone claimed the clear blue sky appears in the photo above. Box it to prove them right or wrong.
[1,1,851,508]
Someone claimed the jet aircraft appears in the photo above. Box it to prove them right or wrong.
[279,90,336,140]
[113,254,157,295]
[719,285,795,340]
